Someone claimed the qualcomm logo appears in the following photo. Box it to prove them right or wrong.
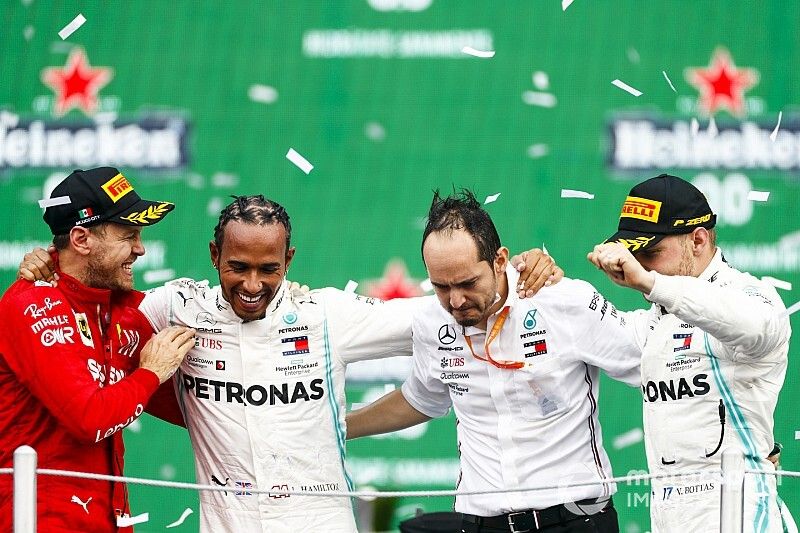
[367,0,432,11]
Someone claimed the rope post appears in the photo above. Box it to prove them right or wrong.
[13,446,37,533]
[720,447,744,533]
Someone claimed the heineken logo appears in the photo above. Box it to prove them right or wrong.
[0,47,189,171]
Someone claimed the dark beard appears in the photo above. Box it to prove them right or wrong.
[86,256,130,291]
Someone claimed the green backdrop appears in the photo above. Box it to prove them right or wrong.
[1,2,798,531]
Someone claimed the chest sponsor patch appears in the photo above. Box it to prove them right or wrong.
[74,312,94,347]
[282,335,310,356]
[673,332,693,352]
[524,339,548,357]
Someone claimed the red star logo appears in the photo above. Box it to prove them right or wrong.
[364,260,424,300]
[41,48,113,117]
[684,48,759,117]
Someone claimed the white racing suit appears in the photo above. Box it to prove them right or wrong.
[140,279,416,532]
[637,249,790,532]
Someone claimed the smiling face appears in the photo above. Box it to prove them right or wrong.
[85,223,145,291]
[210,220,295,322]
[423,229,506,327]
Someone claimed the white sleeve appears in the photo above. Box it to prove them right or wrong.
[138,284,173,332]
[560,281,643,387]
[646,272,790,360]
[321,289,417,364]
[400,314,452,419]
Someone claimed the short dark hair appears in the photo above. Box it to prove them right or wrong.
[52,224,107,251]
[213,195,292,253]
[422,189,501,264]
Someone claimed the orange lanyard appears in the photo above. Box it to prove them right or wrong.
[464,306,524,370]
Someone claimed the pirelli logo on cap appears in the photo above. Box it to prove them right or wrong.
[101,173,134,203]
[620,196,661,223]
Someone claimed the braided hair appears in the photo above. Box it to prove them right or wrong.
[213,195,292,253]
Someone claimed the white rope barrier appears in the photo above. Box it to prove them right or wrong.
[16,467,717,498]
[0,462,797,498]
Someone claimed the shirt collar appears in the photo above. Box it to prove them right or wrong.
[460,266,517,336]
[698,247,725,283]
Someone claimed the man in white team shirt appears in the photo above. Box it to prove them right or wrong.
[20,194,558,532]
[348,189,644,533]
[589,174,790,532]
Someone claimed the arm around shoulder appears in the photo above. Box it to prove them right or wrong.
[346,389,431,439]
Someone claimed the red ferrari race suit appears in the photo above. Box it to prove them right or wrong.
[0,272,159,532]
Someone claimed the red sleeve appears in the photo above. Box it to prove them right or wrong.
[145,379,186,427]
[0,286,160,443]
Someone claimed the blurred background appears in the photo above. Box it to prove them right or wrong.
[1,1,799,531]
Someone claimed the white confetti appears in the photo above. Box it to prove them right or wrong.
[166,508,194,528]
[542,244,550,256]
[344,280,358,293]
[211,172,239,188]
[143,269,176,285]
[286,148,314,174]
[627,47,640,64]
[126,419,142,434]
[532,71,550,90]
[612,428,644,450]
[782,300,800,319]
[662,71,677,93]
[420,278,433,292]
[248,84,278,104]
[611,79,642,97]
[796,430,800,440]
[522,91,557,108]
[770,111,783,142]
[562,0,575,10]
[116,513,148,527]
[690,117,700,137]
[365,121,386,141]
[707,116,718,138]
[58,13,86,40]
[761,276,792,291]
[38,195,70,209]
[24,25,35,41]
[561,189,595,200]
[747,190,770,202]
[484,193,501,205]
[159,464,177,480]
[527,144,549,158]
[461,46,495,58]
[207,197,224,217]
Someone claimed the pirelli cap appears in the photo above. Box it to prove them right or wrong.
[605,174,716,252]
[43,167,175,235]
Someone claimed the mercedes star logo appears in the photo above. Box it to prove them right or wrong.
[438,324,456,345]
[197,312,216,326]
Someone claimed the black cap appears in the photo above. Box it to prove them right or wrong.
[605,174,716,252]
[43,167,175,235]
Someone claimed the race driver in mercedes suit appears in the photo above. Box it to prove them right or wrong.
[19,193,558,532]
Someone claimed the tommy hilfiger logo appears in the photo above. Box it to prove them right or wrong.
[282,336,309,356]
[673,333,692,352]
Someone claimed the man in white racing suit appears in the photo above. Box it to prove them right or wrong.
[19,194,557,532]
[590,174,790,532]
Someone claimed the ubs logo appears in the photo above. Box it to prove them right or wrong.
[438,324,456,345]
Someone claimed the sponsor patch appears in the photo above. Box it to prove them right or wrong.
[74,312,94,347]
[673,332,692,352]
[524,339,548,357]
[282,336,310,356]
[620,196,662,223]
[101,173,134,202]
